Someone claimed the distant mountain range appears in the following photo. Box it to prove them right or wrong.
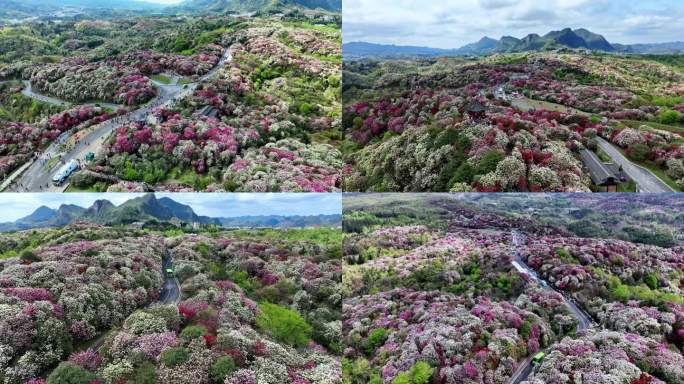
[219,214,341,228]
[0,194,341,232]
[344,27,684,59]
[0,0,340,23]
[174,0,341,13]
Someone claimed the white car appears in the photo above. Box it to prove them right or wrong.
[52,159,79,185]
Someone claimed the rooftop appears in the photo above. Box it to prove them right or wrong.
[579,149,618,186]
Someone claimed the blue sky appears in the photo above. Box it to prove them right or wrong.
[0,193,341,221]
[142,0,182,3]
[343,0,684,48]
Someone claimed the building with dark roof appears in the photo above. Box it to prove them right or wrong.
[196,105,218,119]
[465,100,487,119]
[579,149,619,192]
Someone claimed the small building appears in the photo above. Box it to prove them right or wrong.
[579,149,619,192]
[465,100,487,119]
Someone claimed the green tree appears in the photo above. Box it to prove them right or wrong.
[173,36,191,53]
[20,249,40,262]
[47,363,99,384]
[256,302,312,347]
[451,162,475,185]
[627,144,650,162]
[391,361,434,384]
[644,272,659,290]
[132,362,157,384]
[477,150,505,175]
[179,325,208,343]
[658,109,682,124]
[210,356,236,383]
[364,327,387,355]
[160,347,190,367]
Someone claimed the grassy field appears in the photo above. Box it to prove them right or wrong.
[618,180,637,192]
[151,74,172,84]
[613,146,681,191]
[622,119,684,134]
[512,97,590,115]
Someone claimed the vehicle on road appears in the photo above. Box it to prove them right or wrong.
[165,268,174,277]
[531,352,545,366]
[85,152,95,161]
[52,159,79,186]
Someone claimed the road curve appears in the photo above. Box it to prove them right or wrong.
[8,47,232,192]
[73,246,181,355]
[9,84,181,192]
[596,137,674,193]
[509,231,592,384]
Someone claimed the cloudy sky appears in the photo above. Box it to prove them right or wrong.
[0,193,341,222]
[343,0,684,48]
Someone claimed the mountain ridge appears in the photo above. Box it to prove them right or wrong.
[0,194,340,231]
[344,27,684,59]
[173,0,341,13]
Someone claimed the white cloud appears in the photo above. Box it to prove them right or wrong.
[343,0,684,47]
[479,0,516,9]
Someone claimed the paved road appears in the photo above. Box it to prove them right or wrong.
[10,83,182,192]
[9,47,232,192]
[159,248,182,304]
[77,247,181,353]
[21,80,123,110]
[509,231,592,384]
[20,80,69,107]
[509,96,673,192]
[596,137,674,193]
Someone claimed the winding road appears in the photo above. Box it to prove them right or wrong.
[20,80,123,110]
[508,231,593,384]
[595,137,674,193]
[510,96,674,192]
[6,48,232,192]
[79,247,181,353]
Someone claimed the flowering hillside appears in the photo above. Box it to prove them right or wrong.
[342,194,684,384]
[0,223,164,383]
[0,105,120,178]
[0,14,342,192]
[343,53,684,192]
[30,226,344,384]
[65,18,343,192]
